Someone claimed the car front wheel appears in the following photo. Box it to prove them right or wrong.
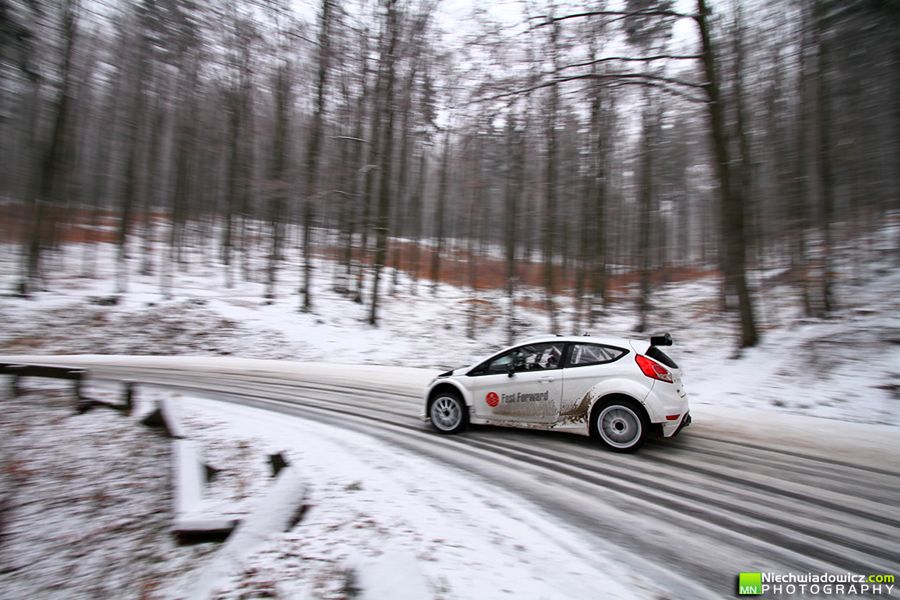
[592,399,648,452]
[429,392,468,434]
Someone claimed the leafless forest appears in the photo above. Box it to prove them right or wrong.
[1,0,898,347]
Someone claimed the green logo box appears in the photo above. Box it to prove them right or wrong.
[739,572,763,595]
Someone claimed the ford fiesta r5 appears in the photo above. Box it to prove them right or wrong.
[422,333,690,452]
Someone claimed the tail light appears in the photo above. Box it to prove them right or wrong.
[635,354,674,383]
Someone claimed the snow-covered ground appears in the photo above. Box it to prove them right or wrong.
[170,394,640,599]
[0,380,641,599]
[0,383,215,598]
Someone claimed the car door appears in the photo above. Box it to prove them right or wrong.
[558,342,631,422]
[466,342,565,424]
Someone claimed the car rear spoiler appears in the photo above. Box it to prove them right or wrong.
[650,332,673,347]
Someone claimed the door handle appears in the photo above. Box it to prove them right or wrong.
[539,376,554,383]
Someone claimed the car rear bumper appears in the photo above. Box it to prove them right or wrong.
[646,381,690,437]
[660,411,691,438]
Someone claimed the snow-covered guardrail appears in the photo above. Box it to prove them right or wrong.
[1,362,88,404]
[187,464,307,599]
[142,395,188,439]
[0,361,138,414]
[148,390,307,550]
[171,439,239,539]
[2,361,309,552]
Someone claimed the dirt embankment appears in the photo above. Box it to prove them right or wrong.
[1,205,715,294]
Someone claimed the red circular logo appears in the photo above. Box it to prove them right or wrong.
[486,392,500,407]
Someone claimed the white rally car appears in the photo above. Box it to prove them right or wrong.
[422,333,690,452]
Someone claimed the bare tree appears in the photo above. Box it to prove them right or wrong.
[429,120,451,295]
[368,0,400,326]
[264,56,291,302]
[115,3,152,295]
[695,0,759,348]
[812,0,834,316]
[542,11,560,334]
[504,102,523,344]
[221,15,257,289]
[18,0,79,297]
[300,0,333,312]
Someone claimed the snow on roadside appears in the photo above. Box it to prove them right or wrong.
[169,395,641,600]
[0,380,645,599]
[0,382,212,599]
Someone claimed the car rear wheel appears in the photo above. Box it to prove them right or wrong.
[592,399,648,452]
[429,392,468,434]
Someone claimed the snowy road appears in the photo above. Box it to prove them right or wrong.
[6,355,900,599]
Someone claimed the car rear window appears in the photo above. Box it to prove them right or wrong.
[568,343,628,367]
[647,346,678,369]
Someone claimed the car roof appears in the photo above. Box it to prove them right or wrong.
[516,334,637,349]
[460,334,648,372]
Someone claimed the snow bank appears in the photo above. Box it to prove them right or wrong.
[169,395,640,599]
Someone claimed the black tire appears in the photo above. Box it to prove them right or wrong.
[429,391,468,434]
[590,397,649,452]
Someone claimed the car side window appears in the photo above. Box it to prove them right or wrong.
[508,342,565,372]
[567,343,627,367]
[476,342,567,375]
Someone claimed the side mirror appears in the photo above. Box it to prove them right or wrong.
[507,362,515,378]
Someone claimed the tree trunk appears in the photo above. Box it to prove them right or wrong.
[636,93,654,334]
[696,0,759,349]
[794,3,813,317]
[301,0,332,312]
[588,84,609,326]
[368,0,398,326]
[504,107,521,345]
[543,20,560,334]
[389,61,419,296]
[19,0,78,296]
[265,62,290,302]
[342,37,369,289]
[409,147,426,295]
[162,58,199,301]
[116,22,148,295]
[222,85,241,289]
[356,31,385,305]
[141,72,168,278]
[466,131,484,340]
[430,125,450,295]
[814,0,834,316]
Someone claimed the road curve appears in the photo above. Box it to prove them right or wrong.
[6,356,900,599]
